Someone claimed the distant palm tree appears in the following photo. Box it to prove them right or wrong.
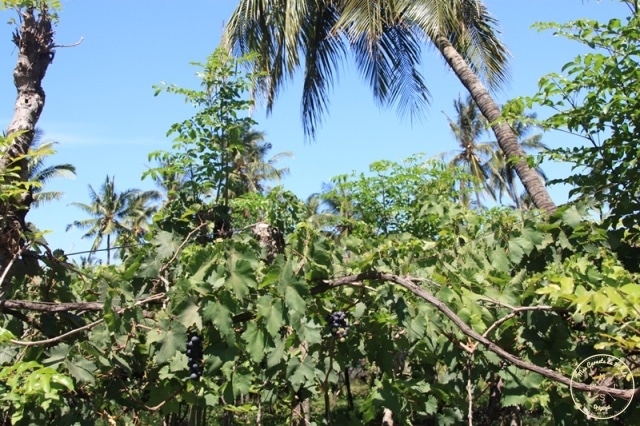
[23,129,76,208]
[66,176,161,264]
[442,96,501,207]
[228,129,292,196]
[442,96,547,208]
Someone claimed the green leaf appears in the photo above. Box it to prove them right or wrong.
[266,338,286,368]
[0,328,15,343]
[286,355,316,391]
[176,299,202,330]
[203,301,234,342]
[152,231,181,260]
[241,322,266,363]
[64,357,96,384]
[561,205,582,228]
[507,240,525,264]
[257,295,284,337]
[147,320,187,364]
[43,344,70,367]
[284,282,307,319]
[226,258,257,300]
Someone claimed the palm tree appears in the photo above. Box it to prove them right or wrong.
[66,176,161,264]
[228,129,292,196]
[27,130,76,208]
[442,96,547,208]
[223,0,556,213]
[442,95,502,207]
[487,120,548,208]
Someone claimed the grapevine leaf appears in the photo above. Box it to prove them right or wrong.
[241,322,266,363]
[203,301,234,342]
[43,344,70,367]
[286,355,315,391]
[232,369,252,397]
[561,205,582,228]
[257,295,284,337]
[152,230,181,260]
[176,299,202,330]
[507,240,525,264]
[284,282,307,319]
[226,258,257,300]
[294,319,323,345]
[0,328,15,343]
[266,338,286,368]
[147,320,187,364]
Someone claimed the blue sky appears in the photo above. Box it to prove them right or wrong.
[0,0,630,259]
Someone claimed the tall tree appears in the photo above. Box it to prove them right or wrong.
[66,176,161,264]
[0,1,58,281]
[223,0,556,213]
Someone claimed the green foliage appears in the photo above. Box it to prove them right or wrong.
[0,361,73,424]
[0,133,43,211]
[146,48,259,205]
[0,0,60,10]
[5,32,640,423]
[5,150,640,424]
[523,13,640,241]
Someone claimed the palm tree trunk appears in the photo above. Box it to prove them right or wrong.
[434,35,556,214]
[0,5,55,283]
[106,234,111,265]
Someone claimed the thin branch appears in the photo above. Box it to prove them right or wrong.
[8,293,165,347]
[53,36,83,48]
[158,223,207,275]
[0,299,103,312]
[10,317,104,347]
[481,304,556,338]
[0,242,29,296]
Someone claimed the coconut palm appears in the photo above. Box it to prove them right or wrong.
[66,176,161,264]
[223,0,556,213]
[487,120,548,208]
[27,130,76,208]
[442,95,547,208]
[228,129,292,196]
[442,95,502,207]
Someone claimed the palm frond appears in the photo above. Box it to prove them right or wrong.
[301,2,347,136]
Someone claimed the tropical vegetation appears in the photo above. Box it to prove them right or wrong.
[0,1,639,426]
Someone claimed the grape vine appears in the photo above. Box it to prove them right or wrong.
[327,311,349,342]
[186,333,203,381]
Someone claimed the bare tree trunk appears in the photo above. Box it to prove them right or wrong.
[434,35,557,215]
[0,4,55,283]
[291,340,311,426]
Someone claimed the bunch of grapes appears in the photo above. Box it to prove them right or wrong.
[327,311,349,342]
[186,334,203,380]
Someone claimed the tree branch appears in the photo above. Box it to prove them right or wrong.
[0,299,104,313]
[379,272,638,401]
[8,293,165,347]
[315,271,638,401]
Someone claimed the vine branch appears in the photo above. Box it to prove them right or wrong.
[8,293,166,347]
[314,271,639,401]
